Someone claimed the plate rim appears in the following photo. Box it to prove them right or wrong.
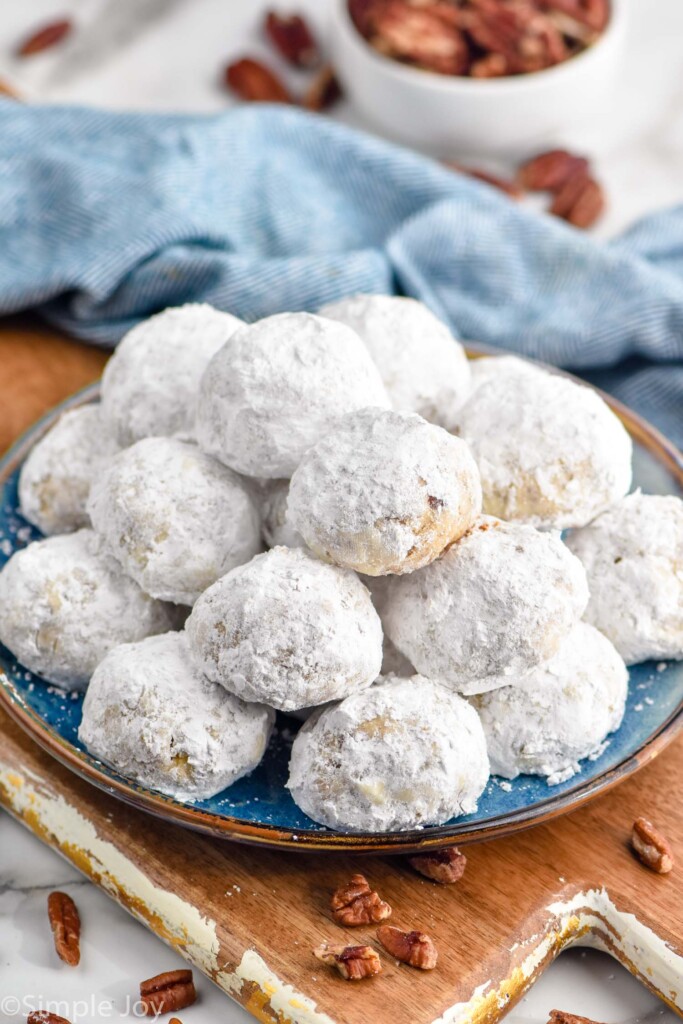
[1,361,682,854]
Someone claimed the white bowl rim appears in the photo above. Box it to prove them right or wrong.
[333,0,625,94]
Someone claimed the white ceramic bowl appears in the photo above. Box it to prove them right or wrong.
[330,0,627,158]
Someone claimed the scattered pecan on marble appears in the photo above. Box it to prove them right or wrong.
[224,58,293,102]
[265,11,320,67]
[139,969,197,1016]
[47,891,81,967]
[16,18,72,56]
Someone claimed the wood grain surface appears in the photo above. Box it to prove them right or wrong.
[0,320,682,1024]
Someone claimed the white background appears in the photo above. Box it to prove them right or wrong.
[1,2,682,1022]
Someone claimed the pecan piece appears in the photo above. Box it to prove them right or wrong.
[538,0,609,31]
[139,970,197,1016]
[470,52,510,77]
[314,943,382,980]
[518,148,589,191]
[224,58,292,103]
[330,873,392,926]
[377,925,438,969]
[265,11,320,68]
[464,0,568,74]
[17,18,73,57]
[369,1,469,75]
[548,1012,607,1024]
[47,891,80,967]
[408,846,467,884]
[550,173,604,228]
[303,65,342,111]
[631,817,674,874]
[27,1014,73,1024]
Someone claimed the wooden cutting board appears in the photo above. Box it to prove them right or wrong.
[1,321,682,1024]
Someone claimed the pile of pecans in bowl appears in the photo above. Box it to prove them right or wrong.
[349,0,610,78]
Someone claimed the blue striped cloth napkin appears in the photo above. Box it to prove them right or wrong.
[0,101,681,447]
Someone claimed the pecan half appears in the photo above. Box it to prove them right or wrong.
[139,970,197,1016]
[303,65,342,111]
[518,148,589,191]
[314,943,383,980]
[330,873,392,926]
[538,0,609,31]
[548,1012,607,1024]
[27,1014,72,1024]
[225,58,292,103]
[408,846,467,884]
[470,52,510,77]
[550,173,604,228]
[377,925,438,969]
[369,1,469,75]
[463,0,567,74]
[47,891,80,967]
[631,817,674,874]
[265,11,320,67]
[17,18,72,57]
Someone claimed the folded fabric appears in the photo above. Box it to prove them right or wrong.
[0,101,681,447]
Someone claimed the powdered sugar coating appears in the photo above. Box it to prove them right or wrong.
[383,517,589,693]
[260,479,305,550]
[186,546,383,712]
[101,304,243,446]
[288,409,482,576]
[196,313,390,478]
[79,631,274,801]
[471,623,628,780]
[88,437,261,606]
[18,404,118,536]
[469,354,547,391]
[318,294,470,429]
[287,674,490,832]
[566,492,683,664]
[454,370,632,529]
[0,529,177,690]
[363,575,416,676]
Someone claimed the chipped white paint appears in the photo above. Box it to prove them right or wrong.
[0,761,341,1024]
[219,950,336,1024]
[2,761,681,1024]
[431,981,492,1024]
[548,887,683,1011]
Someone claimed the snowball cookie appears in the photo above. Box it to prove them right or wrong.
[383,517,589,694]
[186,546,382,712]
[566,492,683,664]
[18,404,118,536]
[79,631,274,801]
[196,312,390,478]
[287,674,490,832]
[288,409,482,576]
[0,529,177,690]
[101,303,243,447]
[88,437,261,606]
[471,623,628,780]
[318,294,470,430]
[260,479,305,550]
[469,353,547,392]
[454,371,632,529]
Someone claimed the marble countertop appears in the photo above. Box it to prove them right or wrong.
[1,2,682,1022]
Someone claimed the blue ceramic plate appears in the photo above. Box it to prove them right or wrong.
[1,375,682,853]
